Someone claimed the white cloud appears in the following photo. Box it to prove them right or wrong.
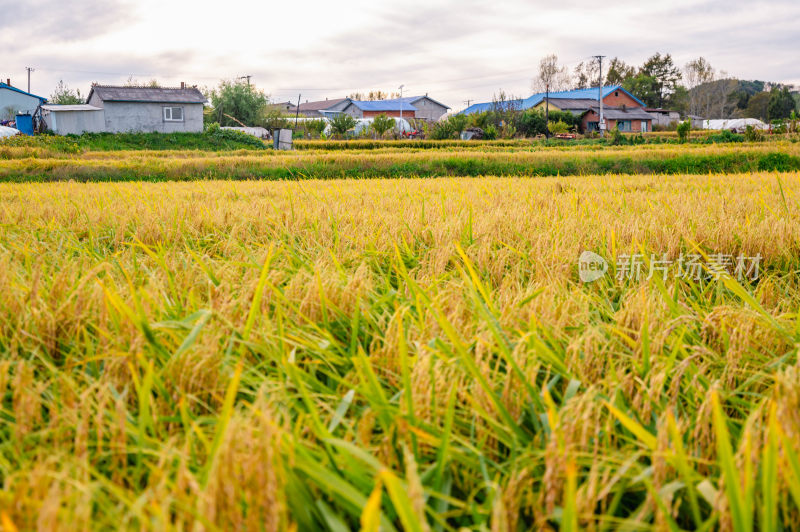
[0,0,797,110]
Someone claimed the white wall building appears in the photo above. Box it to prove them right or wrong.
[0,80,46,119]
[42,104,105,135]
[86,84,206,133]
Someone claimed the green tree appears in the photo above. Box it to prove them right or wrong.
[767,86,797,120]
[370,113,395,138]
[209,79,269,127]
[639,53,682,108]
[744,92,770,120]
[329,113,357,138]
[622,74,659,108]
[49,80,83,105]
[605,57,636,85]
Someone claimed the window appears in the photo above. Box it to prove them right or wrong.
[617,120,631,131]
[587,121,599,131]
[615,91,619,97]
[163,106,184,122]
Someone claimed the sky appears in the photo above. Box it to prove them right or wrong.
[1,0,798,113]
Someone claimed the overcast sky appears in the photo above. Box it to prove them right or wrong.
[1,0,797,112]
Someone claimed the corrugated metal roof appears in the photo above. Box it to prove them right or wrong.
[602,108,654,120]
[0,83,47,102]
[350,99,418,112]
[461,99,525,115]
[88,85,206,104]
[42,104,102,112]
[396,95,451,109]
[297,98,348,112]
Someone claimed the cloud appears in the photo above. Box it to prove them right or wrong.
[0,0,135,52]
[1,0,797,109]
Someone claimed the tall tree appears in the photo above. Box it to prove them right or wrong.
[605,57,635,85]
[684,57,715,116]
[49,80,83,105]
[533,54,570,93]
[573,60,599,89]
[622,74,659,107]
[744,92,770,120]
[767,86,797,120]
[639,53,682,108]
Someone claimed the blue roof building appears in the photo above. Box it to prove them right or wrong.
[459,85,645,115]
[0,81,47,119]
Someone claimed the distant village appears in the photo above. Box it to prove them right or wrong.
[1,54,798,139]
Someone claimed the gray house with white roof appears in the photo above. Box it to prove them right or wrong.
[86,84,207,133]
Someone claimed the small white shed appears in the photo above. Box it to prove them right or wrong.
[42,104,105,135]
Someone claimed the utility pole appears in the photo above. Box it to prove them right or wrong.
[463,99,473,109]
[398,84,404,135]
[593,55,605,137]
[25,66,34,92]
[294,93,301,129]
[545,83,550,138]
[238,75,252,87]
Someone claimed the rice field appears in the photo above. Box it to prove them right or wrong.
[2,149,800,530]
[1,141,799,181]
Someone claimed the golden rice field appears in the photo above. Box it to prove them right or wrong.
[1,141,799,181]
[1,165,800,530]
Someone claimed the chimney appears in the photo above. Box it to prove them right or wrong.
[6,79,9,86]
[180,81,185,89]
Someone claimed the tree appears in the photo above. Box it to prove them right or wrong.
[370,113,395,138]
[622,74,659,108]
[347,90,400,101]
[639,53,682,108]
[124,76,159,87]
[573,60,599,89]
[744,92,770,120]
[533,54,570,93]
[605,57,635,85]
[329,113,357,137]
[209,79,269,127]
[49,80,83,105]
[767,86,797,120]
[684,57,715,116]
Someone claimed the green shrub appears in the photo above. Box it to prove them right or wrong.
[547,120,569,135]
[329,114,358,138]
[677,121,691,143]
[371,114,396,138]
[744,125,763,142]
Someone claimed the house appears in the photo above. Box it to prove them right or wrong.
[42,104,105,135]
[296,95,450,121]
[0,79,47,119]
[646,108,681,127]
[266,101,298,114]
[86,83,206,133]
[394,95,450,121]
[339,99,418,119]
[461,85,652,133]
[295,98,350,117]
